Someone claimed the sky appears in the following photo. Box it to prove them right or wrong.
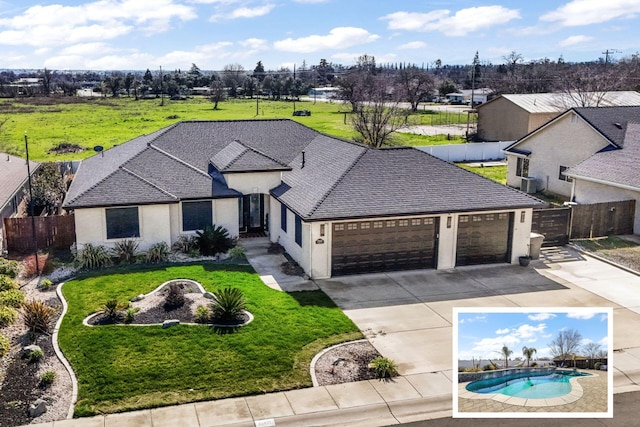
[0,0,639,71]
[456,308,610,361]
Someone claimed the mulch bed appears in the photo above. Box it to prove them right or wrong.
[314,341,383,386]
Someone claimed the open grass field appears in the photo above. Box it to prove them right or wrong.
[58,262,361,416]
[0,96,471,161]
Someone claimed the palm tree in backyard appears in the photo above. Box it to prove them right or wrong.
[522,346,537,367]
[501,345,513,369]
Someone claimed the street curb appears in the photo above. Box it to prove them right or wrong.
[53,281,79,419]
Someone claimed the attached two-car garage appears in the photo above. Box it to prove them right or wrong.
[331,212,514,276]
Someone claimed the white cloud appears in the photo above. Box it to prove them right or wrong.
[398,41,427,50]
[274,27,380,53]
[528,313,556,321]
[292,0,329,3]
[559,35,594,47]
[381,6,521,37]
[210,3,275,21]
[513,323,546,339]
[60,42,119,56]
[566,311,597,320]
[541,0,640,27]
[495,328,510,334]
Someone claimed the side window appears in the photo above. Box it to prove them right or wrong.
[558,165,572,182]
[106,207,140,239]
[516,157,529,178]
[295,215,302,246]
[281,203,287,232]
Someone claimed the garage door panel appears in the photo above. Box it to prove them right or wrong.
[456,213,512,266]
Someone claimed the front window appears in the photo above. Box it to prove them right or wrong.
[106,207,139,239]
[516,157,529,178]
[182,201,212,231]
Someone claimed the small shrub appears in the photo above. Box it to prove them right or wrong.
[0,334,9,358]
[0,306,18,327]
[227,246,246,261]
[40,371,56,386]
[195,225,235,256]
[39,279,54,290]
[171,235,198,254]
[111,239,139,264]
[369,357,398,379]
[594,362,602,370]
[0,289,25,307]
[124,307,139,324]
[210,287,246,321]
[483,364,497,371]
[0,258,19,278]
[99,298,126,320]
[463,367,483,373]
[76,244,112,269]
[21,300,55,333]
[164,283,185,309]
[29,348,44,363]
[0,275,19,292]
[195,305,210,323]
[531,361,538,367]
[145,242,170,263]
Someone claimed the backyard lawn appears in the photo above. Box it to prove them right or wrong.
[0,97,471,161]
[457,164,507,185]
[58,262,361,416]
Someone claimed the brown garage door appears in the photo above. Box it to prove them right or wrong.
[456,212,513,266]
[331,217,439,276]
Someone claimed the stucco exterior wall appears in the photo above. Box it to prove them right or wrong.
[509,113,609,197]
[215,198,240,237]
[574,179,639,233]
[528,113,560,134]
[224,171,282,195]
[477,100,531,141]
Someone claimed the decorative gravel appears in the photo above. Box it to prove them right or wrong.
[313,341,383,386]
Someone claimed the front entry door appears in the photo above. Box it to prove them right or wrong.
[240,194,264,232]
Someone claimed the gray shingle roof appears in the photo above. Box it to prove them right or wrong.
[566,122,640,190]
[65,119,545,216]
[0,153,39,210]
[484,92,640,114]
[574,106,640,148]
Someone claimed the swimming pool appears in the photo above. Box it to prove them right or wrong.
[466,369,591,399]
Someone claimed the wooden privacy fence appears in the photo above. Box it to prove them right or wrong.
[533,200,635,246]
[3,215,75,254]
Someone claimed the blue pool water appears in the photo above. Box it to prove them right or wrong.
[466,370,591,399]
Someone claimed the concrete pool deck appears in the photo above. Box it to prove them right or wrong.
[457,369,608,413]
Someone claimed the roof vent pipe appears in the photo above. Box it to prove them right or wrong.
[301,151,305,168]
[614,122,623,129]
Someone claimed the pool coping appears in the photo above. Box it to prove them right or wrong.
[458,370,598,407]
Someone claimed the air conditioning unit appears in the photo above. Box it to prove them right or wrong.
[521,177,537,194]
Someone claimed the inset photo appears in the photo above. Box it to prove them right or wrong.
[453,307,613,418]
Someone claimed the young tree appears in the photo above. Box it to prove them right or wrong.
[522,346,537,367]
[501,345,513,369]
[210,78,225,110]
[549,329,583,366]
[253,61,265,82]
[123,73,135,97]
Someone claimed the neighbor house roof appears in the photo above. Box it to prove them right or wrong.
[566,122,640,191]
[480,91,640,114]
[0,153,40,211]
[65,120,545,217]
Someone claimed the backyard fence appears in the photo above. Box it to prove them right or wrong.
[416,141,513,162]
[3,214,75,254]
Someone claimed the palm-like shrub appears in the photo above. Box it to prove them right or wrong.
[0,306,18,327]
[76,244,112,269]
[196,225,235,256]
[210,287,246,321]
[21,300,55,333]
[98,298,127,320]
[111,239,139,264]
[171,235,198,254]
[145,242,170,263]
[369,357,398,379]
[0,289,25,307]
[0,275,19,292]
[0,333,9,358]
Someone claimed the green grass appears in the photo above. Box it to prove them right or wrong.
[0,97,471,161]
[58,263,360,416]
[457,164,507,185]
[573,236,640,251]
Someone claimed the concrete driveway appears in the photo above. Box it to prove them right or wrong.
[315,246,640,396]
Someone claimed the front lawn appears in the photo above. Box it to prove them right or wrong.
[58,263,360,416]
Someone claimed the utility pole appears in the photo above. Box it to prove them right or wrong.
[602,49,620,65]
[159,65,164,106]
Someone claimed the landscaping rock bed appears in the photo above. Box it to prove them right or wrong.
[313,341,383,386]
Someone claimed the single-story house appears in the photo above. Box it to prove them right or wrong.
[0,153,40,254]
[503,106,640,199]
[477,91,640,142]
[565,120,640,233]
[63,120,545,278]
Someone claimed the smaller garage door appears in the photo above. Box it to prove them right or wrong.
[332,217,438,276]
[456,212,513,266]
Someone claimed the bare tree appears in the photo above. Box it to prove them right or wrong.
[41,68,54,96]
[554,63,626,109]
[209,78,226,110]
[395,66,434,112]
[548,329,583,366]
[351,74,408,148]
[582,342,603,368]
[221,63,246,98]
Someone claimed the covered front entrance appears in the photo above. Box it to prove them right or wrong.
[456,212,513,266]
[239,194,265,233]
[331,217,439,276]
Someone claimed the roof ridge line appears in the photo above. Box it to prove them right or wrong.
[149,144,210,178]
[307,146,368,216]
[239,140,290,168]
[120,166,178,200]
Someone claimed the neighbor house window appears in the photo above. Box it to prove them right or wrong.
[281,204,287,232]
[182,201,212,231]
[558,165,572,182]
[516,157,529,178]
[295,215,302,246]
[106,207,139,239]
